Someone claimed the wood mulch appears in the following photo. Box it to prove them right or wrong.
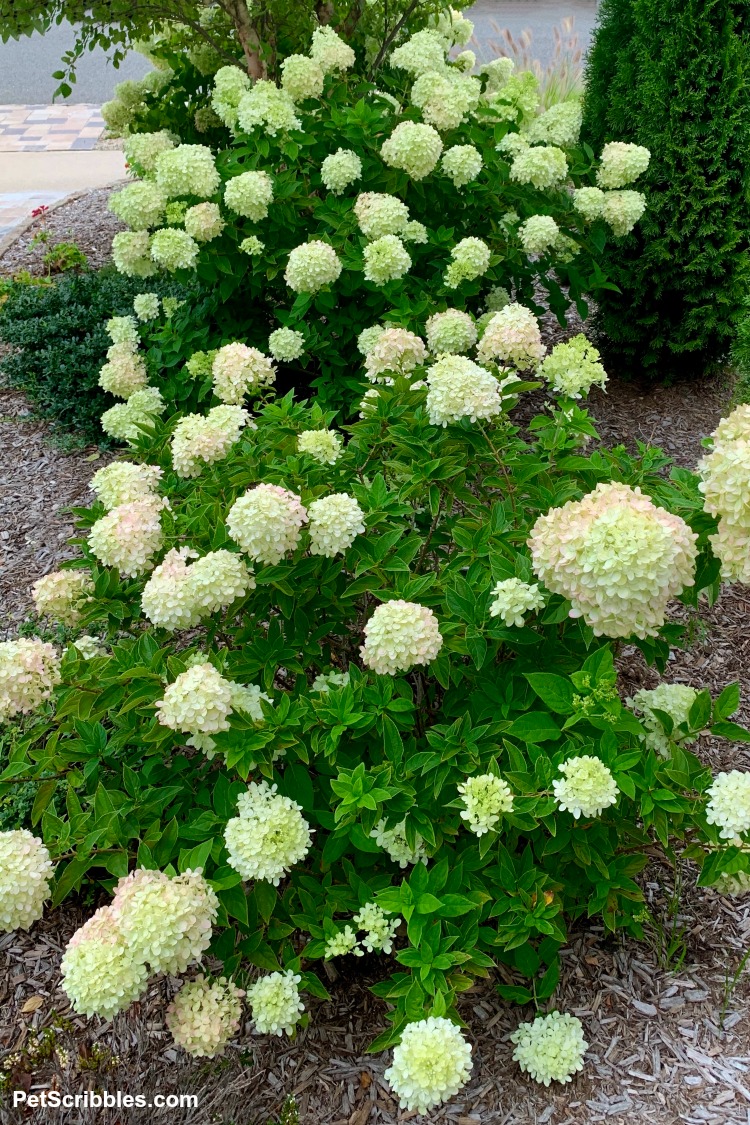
[2,191,750,1125]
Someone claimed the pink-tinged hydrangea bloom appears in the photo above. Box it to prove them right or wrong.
[184,201,225,242]
[171,405,252,477]
[308,493,365,556]
[225,781,312,885]
[60,906,149,1018]
[365,328,426,383]
[0,830,54,932]
[386,1017,473,1114]
[88,496,166,576]
[529,482,697,638]
[361,600,443,675]
[426,354,503,426]
[167,976,244,1058]
[477,303,545,370]
[141,548,254,630]
[89,462,163,509]
[211,344,276,404]
[32,569,91,626]
[285,240,342,293]
[111,868,218,975]
[227,483,308,564]
[0,639,61,721]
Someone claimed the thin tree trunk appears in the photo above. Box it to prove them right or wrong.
[223,0,265,78]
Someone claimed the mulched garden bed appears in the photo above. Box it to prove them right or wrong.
[2,189,750,1125]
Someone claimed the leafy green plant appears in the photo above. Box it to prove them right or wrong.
[42,241,89,275]
[581,0,750,380]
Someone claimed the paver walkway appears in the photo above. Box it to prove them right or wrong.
[0,104,105,152]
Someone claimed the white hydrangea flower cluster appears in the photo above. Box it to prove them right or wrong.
[310,26,355,73]
[150,227,200,272]
[511,1012,587,1085]
[111,868,218,975]
[133,292,160,321]
[90,461,163,508]
[184,201,225,243]
[489,578,545,627]
[224,170,274,221]
[390,29,448,76]
[324,925,362,959]
[354,193,410,240]
[211,64,251,128]
[60,907,150,1019]
[0,830,54,932]
[172,405,251,477]
[403,220,428,243]
[371,818,427,867]
[425,309,477,355]
[425,355,503,426]
[285,240,342,293]
[361,600,442,675]
[308,493,365,556]
[100,386,165,442]
[281,54,324,101]
[109,181,167,230]
[431,7,474,46]
[321,148,362,194]
[440,144,483,188]
[236,79,301,136]
[482,56,515,93]
[509,145,568,189]
[155,662,233,744]
[597,142,651,189]
[73,635,107,660]
[297,429,342,464]
[553,756,619,819]
[698,407,750,582]
[227,483,308,564]
[88,495,166,576]
[98,342,148,399]
[0,637,60,720]
[363,235,412,286]
[246,970,304,1037]
[629,683,699,756]
[312,670,350,692]
[385,1017,473,1114]
[32,569,92,626]
[154,143,220,199]
[123,130,176,174]
[240,235,264,255]
[444,237,491,288]
[141,548,253,629]
[519,214,560,256]
[524,100,583,147]
[167,976,244,1058]
[381,121,443,180]
[355,901,401,953]
[211,343,276,403]
[364,328,426,382]
[457,774,514,835]
[410,71,480,132]
[714,870,750,897]
[269,327,305,362]
[106,315,139,348]
[481,301,546,366]
[529,482,697,638]
[538,334,608,398]
[572,185,606,221]
[224,781,312,885]
[706,771,750,840]
[600,190,647,236]
[112,230,157,278]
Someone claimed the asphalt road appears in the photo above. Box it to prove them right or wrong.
[0,2,598,106]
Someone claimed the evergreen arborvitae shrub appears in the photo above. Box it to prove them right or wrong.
[581,0,750,380]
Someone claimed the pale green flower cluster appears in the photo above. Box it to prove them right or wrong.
[308,493,365,556]
[211,65,251,128]
[73,635,107,660]
[426,308,477,355]
[112,231,157,278]
[324,925,362,959]
[90,461,163,509]
[553,755,619,819]
[105,313,138,347]
[297,429,343,464]
[0,638,61,720]
[426,354,503,426]
[60,907,149,1019]
[363,235,412,285]
[714,870,750,897]
[246,970,304,1036]
[354,192,410,240]
[171,404,251,478]
[410,70,480,132]
[698,406,750,582]
[312,670,350,692]
[457,774,514,835]
[431,7,474,46]
[109,181,166,230]
[440,144,483,188]
[224,170,274,220]
[184,201,225,242]
[227,482,308,565]
[706,770,750,840]
[88,495,166,576]
[224,781,312,885]
[365,327,426,382]
[150,227,200,271]
[354,901,401,953]
[240,235,264,256]
[385,1017,473,1114]
[358,324,388,356]
[141,547,253,630]
[154,143,220,198]
[133,292,160,321]
[390,29,448,76]
[524,99,583,147]
[573,184,647,236]
[0,830,53,932]
[489,578,545,627]
[320,148,362,194]
[478,303,545,370]
[98,342,148,399]
[310,26,355,74]
[403,220,428,243]
[529,482,698,638]
[484,70,541,123]
[538,334,608,398]
[629,683,699,756]
[212,342,276,403]
[509,144,568,189]
[445,236,491,287]
[100,386,165,442]
[519,214,560,256]
[236,79,301,136]
[167,976,244,1058]
[371,818,426,867]
[597,141,651,189]
[285,240,342,293]
[482,57,515,94]
[123,130,177,175]
[269,327,305,362]
[361,600,443,675]
[32,569,92,626]
[281,54,324,101]
[381,121,443,180]
[511,1012,587,1085]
